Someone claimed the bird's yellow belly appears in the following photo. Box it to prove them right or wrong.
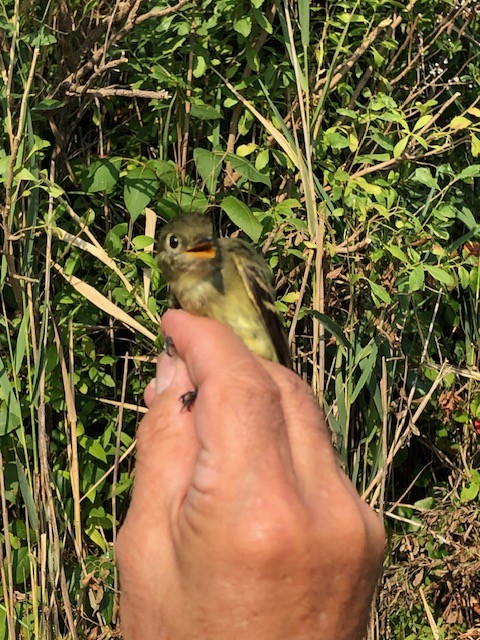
[215,305,278,362]
[174,279,277,362]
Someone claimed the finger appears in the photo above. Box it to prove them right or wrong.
[161,310,295,491]
[131,354,198,521]
[257,358,340,492]
[143,378,156,407]
[162,309,263,389]
[261,362,383,548]
[144,353,183,407]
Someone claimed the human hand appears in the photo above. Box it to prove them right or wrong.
[116,309,385,640]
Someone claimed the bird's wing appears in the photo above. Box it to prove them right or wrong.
[225,238,292,369]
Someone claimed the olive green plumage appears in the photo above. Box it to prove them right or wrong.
[157,214,292,368]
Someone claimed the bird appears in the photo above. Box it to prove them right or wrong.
[157,214,292,386]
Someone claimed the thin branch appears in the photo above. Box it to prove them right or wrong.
[65,86,170,100]
[315,1,417,94]
[2,46,40,308]
[136,0,191,24]
[55,0,190,95]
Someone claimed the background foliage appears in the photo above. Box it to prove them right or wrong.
[0,0,479,637]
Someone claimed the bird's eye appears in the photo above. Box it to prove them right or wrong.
[168,234,180,249]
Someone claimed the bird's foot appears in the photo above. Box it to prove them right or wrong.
[180,390,197,412]
[164,335,176,357]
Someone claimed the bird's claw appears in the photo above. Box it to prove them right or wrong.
[164,335,176,357]
[180,390,197,412]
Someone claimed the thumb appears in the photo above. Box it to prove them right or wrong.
[133,354,198,518]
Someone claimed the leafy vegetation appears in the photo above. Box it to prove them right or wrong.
[0,0,479,637]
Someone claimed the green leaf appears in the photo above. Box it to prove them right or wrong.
[413,114,432,132]
[234,17,252,37]
[221,196,262,242]
[458,265,469,289]
[106,223,127,256]
[136,253,158,269]
[14,314,27,375]
[88,440,108,464]
[255,149,269,171]
[456,207,477,230]
[0,355,22,435]
[148,160,180,189]
[124,166,159,220]
[236,143,257,157]
[308,311,351,349]
[298,0,310,50]
[393,136,409,158]
[131,235,155,250]
[15,167,37,182]
[352,177,382,195]
[226,153,271,187]
[414,497,435,509]
[171,187,209,214]
[252,8,272,32]
[457,165,480,180]
[425,265,454,286]
[86,525,108,552]
[12,547,30,585]
[16,457,38,529]
[193,50,207,78]
[78,158,122,193]
[28,29,57,47]
[34,98,64,111]
[408,265,425,292]
[368,280,392,306]
[412,167,437,188]
[386,245,408,263]
[471,133,480,158]
[193,148,223,194]
[190,104,223,120]
[325,130,350,150]
[460,481,479,502]
[246,43,260,73]
[449,115,472,130]
[351,343,378,404]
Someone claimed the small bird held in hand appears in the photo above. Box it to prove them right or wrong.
[157,214,292,390]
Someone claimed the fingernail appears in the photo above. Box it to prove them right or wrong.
[156,353,177,394]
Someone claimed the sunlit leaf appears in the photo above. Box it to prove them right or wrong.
[221,196,262,242]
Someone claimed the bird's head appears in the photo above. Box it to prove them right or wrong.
[157,214,219,281]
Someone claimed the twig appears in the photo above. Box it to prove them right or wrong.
[224,1,277,186]
[55,0,190,95]
[333,237,371,255]
[180,21,195,179]
[51,317,82,551]
[315,1,416,94]
[2,45,40,307]
[288,249,314,363]
[391,0,474,85]
[415,92,461,137]
[80,440,138,503]
[136,0,191,24]
[65,86,170,100]
[112,352,130,621]
[0,449,16,640]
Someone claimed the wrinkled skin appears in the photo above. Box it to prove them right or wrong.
[116,310,385,640]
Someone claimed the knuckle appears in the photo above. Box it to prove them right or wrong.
[319,494,372,568]
[229,490,309,565]
[204,359,281,408]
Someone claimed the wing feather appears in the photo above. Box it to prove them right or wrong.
[225,239,292,368]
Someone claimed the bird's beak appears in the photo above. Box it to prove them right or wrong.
[185,238,216,260]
